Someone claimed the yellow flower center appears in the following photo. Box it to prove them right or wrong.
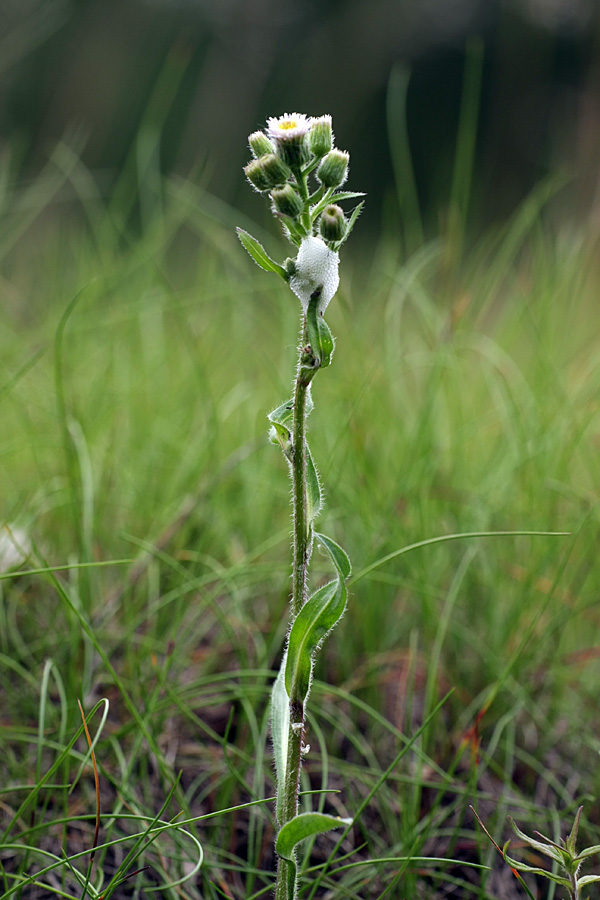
[280,120,298,131]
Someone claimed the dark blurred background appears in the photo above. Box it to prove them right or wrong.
[1,0,600,239]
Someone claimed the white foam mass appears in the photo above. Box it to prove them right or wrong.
[289,236,340,313]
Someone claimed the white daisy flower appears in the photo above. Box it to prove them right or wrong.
[266,113,312,141]
[289,236,340,313]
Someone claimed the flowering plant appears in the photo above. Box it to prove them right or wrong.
[238,113,364,900]
[238,113,363,365]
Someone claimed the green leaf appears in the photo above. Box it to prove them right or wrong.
[316,315,335,367]
[268,393,314,444]
[578,875,600,886]
[502,853,571,889]
[306,446,322,525]
[236,228,288,279]
[314,532,352,578]
[503,844,570,887]
[271,658,290,824]
[337,200,365,248]
[310,191,366,221]
[330,190,366,202]
[576,844,600,861]
[285,579,343,701]
[276,812,352,862]
[268,399,294,447]
[305,290,323,369]
[285,532,352,701]
[508,818,563,863]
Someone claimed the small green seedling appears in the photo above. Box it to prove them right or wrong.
[504,808,600,900]
[474,805,600,900]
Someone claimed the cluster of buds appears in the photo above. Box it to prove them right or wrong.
[239,113,364,317]
[243,113,361,253]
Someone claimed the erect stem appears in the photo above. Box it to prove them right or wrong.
[290,358,312,620]
[274,698,304,900]
[274,332,318,900]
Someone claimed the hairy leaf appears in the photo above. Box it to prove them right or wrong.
[310,191,366,220]
[276,812,352,862]
[271,658,290,824]
[306,447,322,525]
[236,228,288,279]
[286,580,340,701]
[314,532,351,579]
[285,532,351,701]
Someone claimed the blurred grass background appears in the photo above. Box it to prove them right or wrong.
[3,0,600,234]
[1,1,600,898]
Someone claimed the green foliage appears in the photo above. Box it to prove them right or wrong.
[0,132,599,899]
[502,809,600,899]
[236,228,289,279]
[276,812,353,862]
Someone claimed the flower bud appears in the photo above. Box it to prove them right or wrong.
[316,149,349,188]
[244,159,271,192]
[319,204,347,243]
[248,130,275,158]
[309,115,333,157]
[271,184,304,219]
[244,153,290,192]
[275,136,311,169]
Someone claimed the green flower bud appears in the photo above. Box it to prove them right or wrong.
[244,158,271,192]
[316,149,349,188]
[248,130,275,158]
[309,115,333,157]
[319,204,347,243]
[261,153,292,186]
[271,184,304,219]
[275,136,311,169]
[244,153,290,192]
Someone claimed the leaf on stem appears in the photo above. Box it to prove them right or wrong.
[236,228,288,279]
[314,532,352,578]
[268,393,314,445]
[285,532,351,702]
[306,446,322,524]
[271,658,290,824]
[276,812,353,862]
[310,191,366,221]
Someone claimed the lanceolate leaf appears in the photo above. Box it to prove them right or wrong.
[502,851,571,890]
[285,532,351,702]
[337,201,365,248]
[236,228,288,279]
[285,579,341,701]
[316,315,334,367]
[276,812,352,862]
[576,844,600,861]
[271,658,290,824]
[306,446,322,525]
[314,532,351,579]
[508,819,563,863]
[310,191,366,220]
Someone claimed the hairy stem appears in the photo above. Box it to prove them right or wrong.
[274,700,304,900]
[290,344,314,619]
[274,334,317,900]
